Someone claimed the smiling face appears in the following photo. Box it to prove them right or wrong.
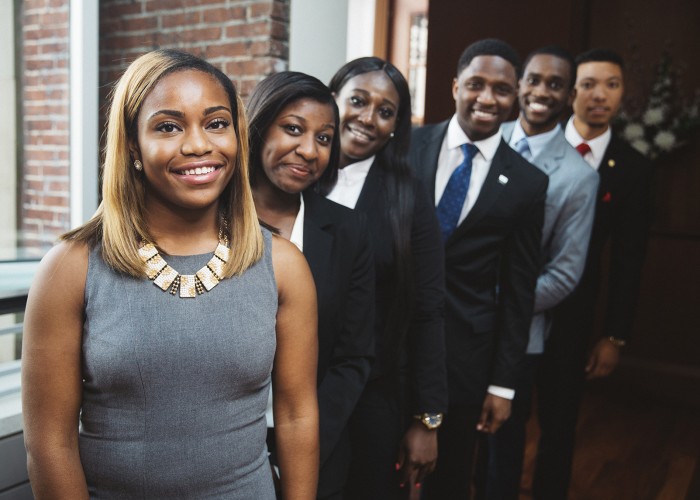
[519,54,574,136]
[453,55,517,141]
[335,70,399,167]
[133,69,237,217]
[572,61,624,137]
[260,98,335,194]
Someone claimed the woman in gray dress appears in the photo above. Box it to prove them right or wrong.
[21,49,319,499]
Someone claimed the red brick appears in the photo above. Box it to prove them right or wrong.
[102,1,143,18]
[181,26,222,43]
[206,41,249,59]
[162,11,201,29]
[271,1,289,21]
[249,2,273,19]
[227,20,269,38]
[203,6,245,24]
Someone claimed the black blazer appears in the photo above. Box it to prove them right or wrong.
[409,121,548,407]
[352,158,448,415]
[302,190,375,496]
[554,134,654,341]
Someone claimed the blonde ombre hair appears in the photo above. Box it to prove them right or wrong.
[62,49,263,278]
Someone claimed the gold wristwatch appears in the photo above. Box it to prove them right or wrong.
[607,336,626,347]
[413,412,444,430]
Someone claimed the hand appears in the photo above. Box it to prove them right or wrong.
[477,394,511,434]
[397,420,438,491]
[585,338,620,379]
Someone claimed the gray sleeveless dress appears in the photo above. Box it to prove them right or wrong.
[79,229,277,499]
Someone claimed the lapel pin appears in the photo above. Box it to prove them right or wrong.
[498,175,509,185]
[608,159,615,168]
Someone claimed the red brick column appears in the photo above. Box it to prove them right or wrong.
[19,0,71,253]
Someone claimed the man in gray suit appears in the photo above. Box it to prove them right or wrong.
[474,46,599,499]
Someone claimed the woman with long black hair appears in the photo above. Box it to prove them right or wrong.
[327,57,447,499]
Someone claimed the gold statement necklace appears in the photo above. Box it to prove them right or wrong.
[138,225,230,298]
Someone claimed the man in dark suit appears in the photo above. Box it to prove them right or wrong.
[533,49,654,499]
[409,39,549,499]
[475,46,600,500]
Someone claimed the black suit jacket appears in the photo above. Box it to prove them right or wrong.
[352,158,448,415]
[409,121,548,407]
[302,190,375,496]
[554,134,653,341]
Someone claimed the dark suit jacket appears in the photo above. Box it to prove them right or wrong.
[409,121,548,407]
[352,158,448,415]
[302,190,375,496]
[553,134,654,341]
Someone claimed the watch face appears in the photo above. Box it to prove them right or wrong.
[423,413,443,429]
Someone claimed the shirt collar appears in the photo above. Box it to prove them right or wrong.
[447,114,502,161]
[565,115,611,165]
[511,119,561,160]
[336,155,375,185]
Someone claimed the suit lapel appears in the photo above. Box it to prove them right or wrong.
[532,128,566,176]
[355,159,384,212]
[302,191,333,288]
[597,134,621,201]
[502,120,564,176]
[413,122,449,203]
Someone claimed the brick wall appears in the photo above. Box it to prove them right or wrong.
[19,0,71,254]
[15,0,290,255]
[99,0,290,105]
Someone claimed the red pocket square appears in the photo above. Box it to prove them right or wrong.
[602,192,612,202]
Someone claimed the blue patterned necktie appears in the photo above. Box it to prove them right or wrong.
[437,143,478,241]
[515,137,531,161]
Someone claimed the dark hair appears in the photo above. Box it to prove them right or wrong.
[247,71,340,196]
[522,45,576,89]
[329,57,415,374]
[457,38,521,77]
[575,48,625,71]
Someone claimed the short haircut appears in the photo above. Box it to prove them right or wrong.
[247,71,340,196]
[522,45,576,89]
[456,38,521,77]
[575,48,625,70]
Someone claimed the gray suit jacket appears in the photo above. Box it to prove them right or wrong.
[501,121,599,353]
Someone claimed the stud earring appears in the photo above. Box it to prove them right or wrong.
[134,160,143,171]
[390,132,395,138]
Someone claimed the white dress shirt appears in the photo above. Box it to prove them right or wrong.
[326,155,375,209]
[565,116,611,170]
[435,115,502,223]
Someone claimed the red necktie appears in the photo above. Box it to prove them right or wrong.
[576,142,591,156]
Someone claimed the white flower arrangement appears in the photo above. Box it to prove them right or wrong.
[615,53,700,162]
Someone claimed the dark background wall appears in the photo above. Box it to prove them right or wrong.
[421,0,700,399]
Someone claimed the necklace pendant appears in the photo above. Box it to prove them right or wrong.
[153,265,178,291]
[179,275,197,298]
[196,266,220,291]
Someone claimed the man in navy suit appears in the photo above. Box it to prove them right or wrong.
[532,48,654,499]
[475,46,599,499]
[409,39,548,499]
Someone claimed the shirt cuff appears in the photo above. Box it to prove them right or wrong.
[487,385,515,400]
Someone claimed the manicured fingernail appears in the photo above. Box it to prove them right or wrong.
[416,482,422,488]
[395,463,400,471]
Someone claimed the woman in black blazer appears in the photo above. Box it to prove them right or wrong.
[247,71,375,500]
[327,58,447,499]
